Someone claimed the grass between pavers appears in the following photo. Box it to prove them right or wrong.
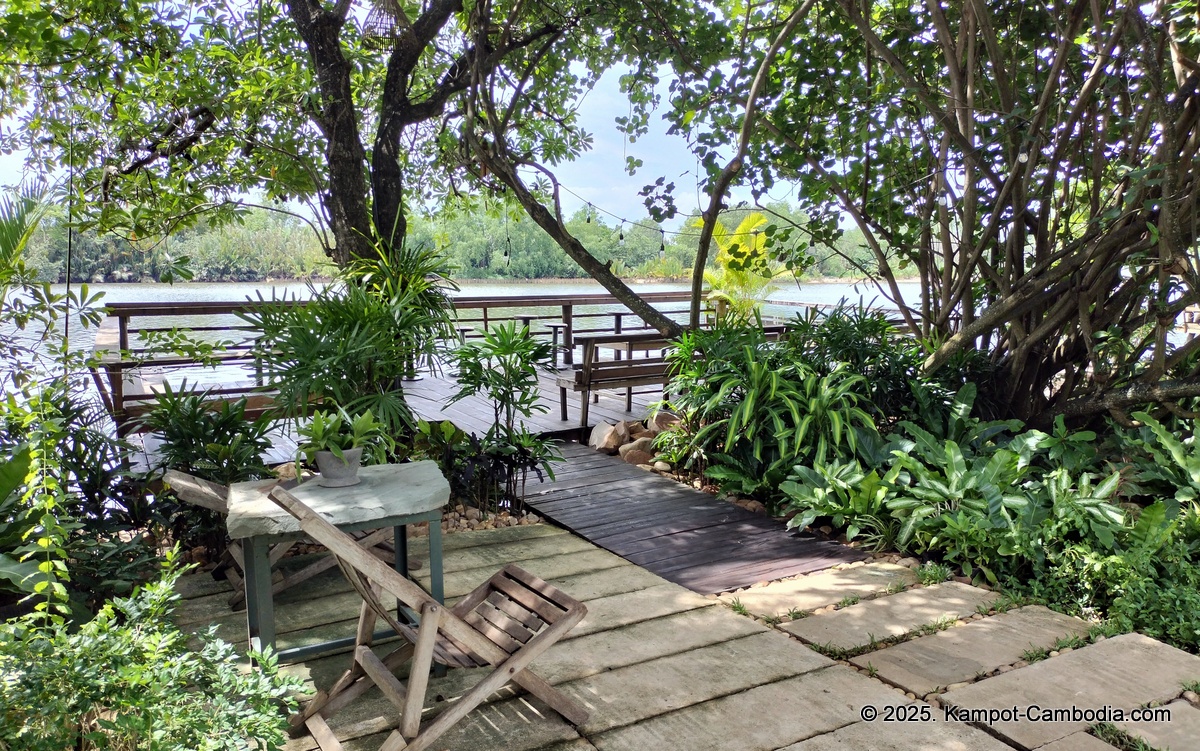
[1090,722,1164,751]
[804,614,960,660]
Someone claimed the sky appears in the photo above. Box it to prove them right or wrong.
[0,65,779,235]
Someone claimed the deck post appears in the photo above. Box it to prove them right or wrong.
[562,304,573,365]
[118,314,130,351]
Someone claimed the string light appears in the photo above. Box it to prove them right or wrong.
[585,203,592,223]
[618,223,625,246]
[659,229,666,259]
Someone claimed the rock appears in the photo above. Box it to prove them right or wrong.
[637,463,654,471]
[653,461,672,472]
[946,681,971,691]
[1183,690,1199,705]
[589,421,624,454]
[651,411,681,433]
[818,525,834,536]
[743,500,767,514]
[628,422,649,438]
[465,507,482,521]
[897,557,920,569]
[624,449,655,466]
[952,575,972,585]
[274,462,298,480]
[619,436,656,458]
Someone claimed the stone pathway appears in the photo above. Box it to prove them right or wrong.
[174,526,1200,751]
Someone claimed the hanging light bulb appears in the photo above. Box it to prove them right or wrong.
[659,229,666,260]
[586,203,592,223]
[619,223,625,246]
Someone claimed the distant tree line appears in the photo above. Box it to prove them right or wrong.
[25,203,881,283]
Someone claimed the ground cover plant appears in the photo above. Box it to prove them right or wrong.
[0,558,301,751]
[659,312,1200,653]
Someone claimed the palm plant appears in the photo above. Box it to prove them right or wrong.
[697,212,779,320]
[243,241,458,435]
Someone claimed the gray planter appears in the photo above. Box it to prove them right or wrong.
[315,447,363,487]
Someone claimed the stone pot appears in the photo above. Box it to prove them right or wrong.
[315,447,363,487]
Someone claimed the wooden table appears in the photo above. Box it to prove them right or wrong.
[226,461,450,661]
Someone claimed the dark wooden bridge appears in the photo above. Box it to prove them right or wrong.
[522,443,864,594]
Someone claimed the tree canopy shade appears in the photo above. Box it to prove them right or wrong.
[652,0,1200,423]
[0,0,720,331]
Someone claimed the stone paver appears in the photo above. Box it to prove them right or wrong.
[420,547,631,600]
[590,666,906,751]
[1036,734,1120,751]
[719,562,916,616]
[537,604,765,684]
[777,715,1014,751]
[571,582,714,638]
[783,582,998,652]
[1117,699,1200,751]
[849,606,1090,696]
[566,631,832,734]
[941,633,1200,749]
[545,564,668,604]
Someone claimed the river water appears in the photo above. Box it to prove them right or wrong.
[4,277,921,382]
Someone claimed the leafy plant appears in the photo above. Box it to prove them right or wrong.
[448,323,561,512]
[139,382,274,486]
[296,407,394,466]
[0,445,38,597]
[244,242,457,436]
[780,459,901,550]
[917,561,952,586]
[0,558,303,751]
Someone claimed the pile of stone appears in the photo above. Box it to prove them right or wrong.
[587,412,681,473]
[439,505,541,533]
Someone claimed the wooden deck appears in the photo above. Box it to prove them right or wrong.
[403,364,662,436]
[522,443,866,594]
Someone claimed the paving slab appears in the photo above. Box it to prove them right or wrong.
[537,604,766,684]
[1035,734,1120,751]
[778,715,1015,751]
[718,563,916,617]
[941,633,1200,749]
[783,582,998,652]
[418,547,631,600]
[571,582,715,638]
[563,631,833,735]
[1117,699,1200,751]
[590,666,907,751]
[415,531,598,575]
[545,564,667,604]
[850,606,1090,696]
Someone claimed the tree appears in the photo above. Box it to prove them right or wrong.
[0,0,721,333]
[651,0,1200,424]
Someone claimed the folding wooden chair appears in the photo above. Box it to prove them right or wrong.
[267,485,589,751]
[162,470,396,610]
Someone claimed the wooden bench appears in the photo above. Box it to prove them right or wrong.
[556,332,677,426]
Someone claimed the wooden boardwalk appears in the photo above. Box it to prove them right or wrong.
[523,443,866,594]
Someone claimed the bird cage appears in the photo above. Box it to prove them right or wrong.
[362,0,405,50]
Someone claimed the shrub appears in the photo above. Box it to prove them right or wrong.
[0,559,302,750]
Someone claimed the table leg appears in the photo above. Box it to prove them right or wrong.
[243,536,275,659]
[429,516,444,605]
[427,516,446,677]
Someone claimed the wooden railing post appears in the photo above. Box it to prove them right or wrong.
[562,304,574,365]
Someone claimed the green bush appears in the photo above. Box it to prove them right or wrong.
[0,559,302,750]
[446,323,560,512]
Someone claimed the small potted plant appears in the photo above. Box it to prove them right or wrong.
[296,407,395,487]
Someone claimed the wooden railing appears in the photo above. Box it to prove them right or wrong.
[90,291,704,432]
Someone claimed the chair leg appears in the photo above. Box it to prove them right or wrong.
[579,389,590,426]
[559,386,568,421]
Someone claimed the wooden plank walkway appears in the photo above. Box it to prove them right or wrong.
[523,443,866,594]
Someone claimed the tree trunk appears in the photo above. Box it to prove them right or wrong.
[285,2,375,265]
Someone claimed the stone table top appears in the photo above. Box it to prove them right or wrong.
[225,461,450,539]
